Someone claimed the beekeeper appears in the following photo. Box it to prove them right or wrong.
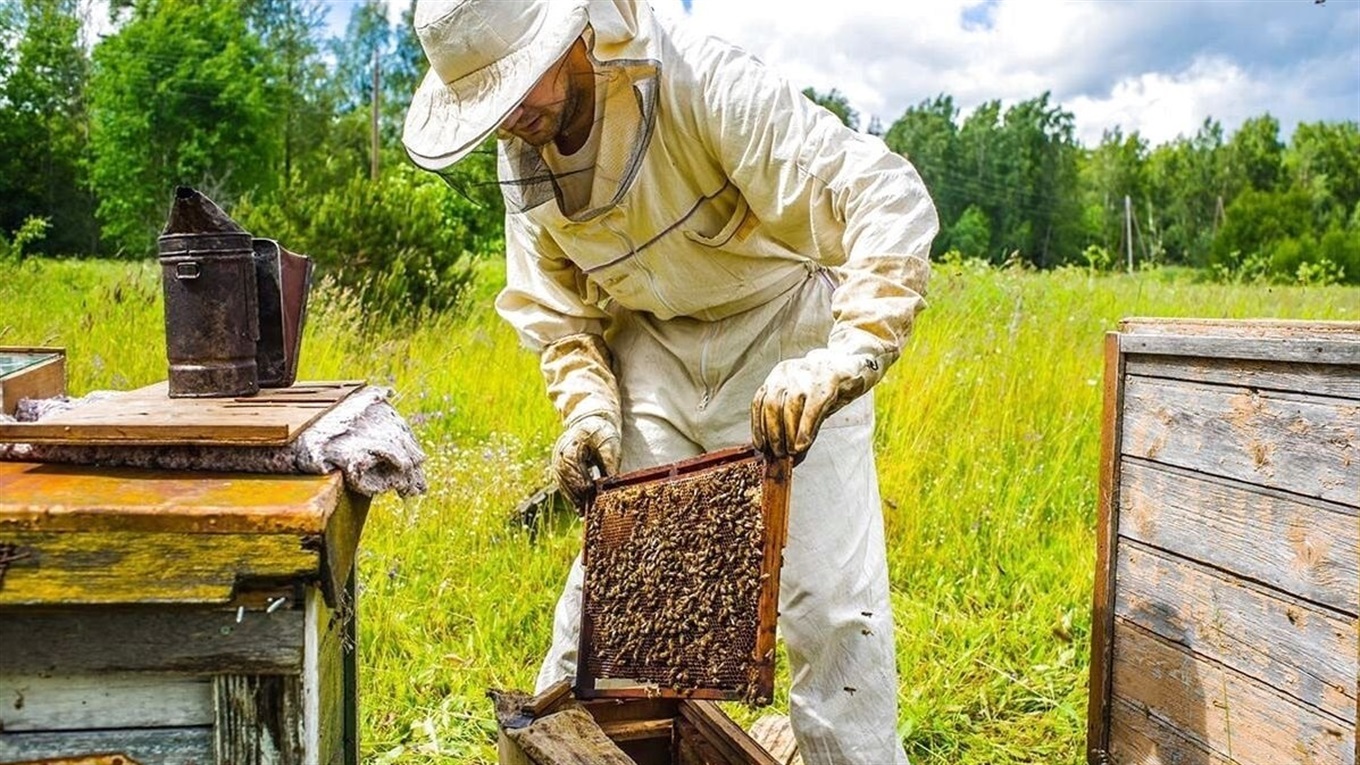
[404,1,937,762]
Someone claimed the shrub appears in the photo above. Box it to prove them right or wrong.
[236,162,501,317]
[0,216,50,262]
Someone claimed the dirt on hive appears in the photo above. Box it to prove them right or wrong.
[583,458,767,702]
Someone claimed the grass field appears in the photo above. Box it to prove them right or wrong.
[3,256,1356,763]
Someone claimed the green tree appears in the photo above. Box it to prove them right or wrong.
[884,94,960,255]
[802,87,859,131]
[1286,120,1360,226]
[1080,127,1148,260]
[953,99,1004,261]
[1226,114,1284,194]
[1146,118,1231,266]
[0,0,96,254]
[246,0,335,186]
[88,0,280,255]
[994,93,1082,267]
[949,204,992,259]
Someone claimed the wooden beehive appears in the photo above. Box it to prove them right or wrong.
[0,347,65,416]
[496,681,781,765]
[1087,318,1360,764]
[0,461,368,765]
[577,447,792,706]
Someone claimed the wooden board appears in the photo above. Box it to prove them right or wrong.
[1111,621,1351,765]
[0,380,364,446]
[0,529,319,606]
[0,348,65,417]
[1113,541,1356,721]
[214,674,304,764]
[0,673,213,732]
[0,727,213,765]
[1120,375,1360,506]
[1126,355,1360,401]
[0,606,306,675]
[0,463,368,608]
[0,462,346,534]
[1120,459,1359,615]
[1090,319,1360,764]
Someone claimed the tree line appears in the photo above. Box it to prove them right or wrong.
[4,0,1358,314]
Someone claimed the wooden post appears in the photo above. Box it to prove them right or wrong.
[1086,331,1126,764]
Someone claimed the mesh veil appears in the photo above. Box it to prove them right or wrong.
[429,34,660,223]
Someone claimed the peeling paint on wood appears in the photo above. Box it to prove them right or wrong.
[0,530,318,606]
[0,463,345,535]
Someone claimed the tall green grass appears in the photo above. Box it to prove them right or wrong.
[2,257,1355,763]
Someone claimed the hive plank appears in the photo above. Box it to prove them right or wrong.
[0,462,346,535]
[215,674,304,764]
[1113,541,1356,722]
[1108,696,1236,765]
[0,380,363,446]
[0,529,317,606]
[1120,375,1360,506]
[1111,621,1351,765]
[1119,458,1359,614]
[1125,355,1360,401]
[0,727,213,764]
[0,673,213,732]
[0,607,305,675]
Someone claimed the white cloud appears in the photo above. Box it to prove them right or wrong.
[669,0,1360,146]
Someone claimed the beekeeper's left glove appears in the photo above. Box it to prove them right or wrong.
[751,348,885,460]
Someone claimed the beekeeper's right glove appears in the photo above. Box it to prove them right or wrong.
[539,333,624,510]
[551,412,622,509]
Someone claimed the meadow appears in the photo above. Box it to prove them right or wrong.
[2,256,1356,764]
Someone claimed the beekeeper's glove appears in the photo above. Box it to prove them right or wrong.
[552,412,621,508]
[751,348,885,460]
[539,333,623,509]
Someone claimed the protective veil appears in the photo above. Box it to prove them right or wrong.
[410,1,938,763]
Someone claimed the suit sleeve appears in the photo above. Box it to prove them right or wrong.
[686,32,938,377]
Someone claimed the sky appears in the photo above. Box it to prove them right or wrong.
[333,0,1360,147]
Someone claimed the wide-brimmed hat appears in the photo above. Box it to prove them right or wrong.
[403,0,590,172]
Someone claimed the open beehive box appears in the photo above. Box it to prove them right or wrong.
[0,346,65,416]
[497,680,783,765]
[577,446,793,706]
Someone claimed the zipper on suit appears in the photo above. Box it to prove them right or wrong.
[696,319,720,411]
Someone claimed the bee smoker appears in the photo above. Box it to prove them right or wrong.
[157,187,312,398]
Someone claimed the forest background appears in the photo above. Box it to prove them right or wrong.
[3,0,1360,304]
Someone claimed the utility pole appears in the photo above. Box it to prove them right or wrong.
[371,47,381,181]
[1125,194,1134,273]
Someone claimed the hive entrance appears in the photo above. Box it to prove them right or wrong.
[577,446,791,705]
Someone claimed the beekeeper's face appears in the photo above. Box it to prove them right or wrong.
[498,39,586,148]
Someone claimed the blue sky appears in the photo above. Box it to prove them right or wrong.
[330,0,1360,147]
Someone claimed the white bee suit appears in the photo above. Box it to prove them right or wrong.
[488,3,937,764]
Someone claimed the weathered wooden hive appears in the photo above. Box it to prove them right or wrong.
[0,384,371,765]
[1087,318,1360,764]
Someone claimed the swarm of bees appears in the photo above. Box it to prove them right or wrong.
[583,459,768,702]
